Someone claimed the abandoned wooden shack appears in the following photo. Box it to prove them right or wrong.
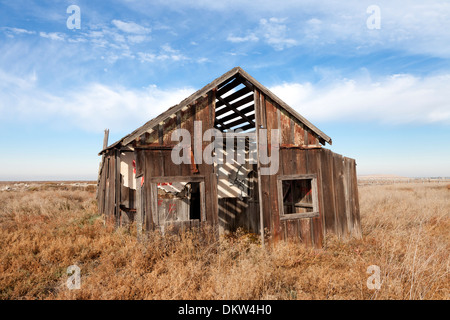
[97,67,361,247]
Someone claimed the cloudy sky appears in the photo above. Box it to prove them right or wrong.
[0,0,449,180]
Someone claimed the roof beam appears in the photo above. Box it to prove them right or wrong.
[214,117,234,131]
[215,95,254,117]
[217,105,254,123]
[216,76,242,97]
[216,95,255,128]
[215,86,252,108]
[225,114,256,129]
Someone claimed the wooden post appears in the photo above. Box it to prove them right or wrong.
[115,149,121,227]
[103,129,109,150]
[136,177,143,241]
[97,129,110,201]
[254,89,265,248]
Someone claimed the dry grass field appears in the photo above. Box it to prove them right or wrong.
[0,181,448,300]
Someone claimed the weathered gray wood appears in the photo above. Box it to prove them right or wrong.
[350,159,362,238]
[216,76,241,97]
[200,181,206,222]
[103,129,109,150]
[148,175,206,183]
[262,97,278,241]
[115,150,121,227]
[136,177,143,240]
[253,89,265,247]
[299,218,312,246]
[320,149,338,235]
[277,173,317,180]
[343,157,352,236]
[134,145,174,150]
[158,123,164,145]
[276,174,319,220]
[150,182,158,227]
[279,212,320,220]
[304,124,309,145]
[104,157,110,221]
[333,153,347,238]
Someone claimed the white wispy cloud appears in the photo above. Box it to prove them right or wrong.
[197,57,210,63]
[218,1,450,57]
[2,27,36,36]
[137,52,157,63]
[227,17,297,50]
[51,23,151,63]
[227,33,259,43]
[127,35,149,44]
[259,18,298,50]
[39,32,65,41]
[270,73,450,124]
[111,19,151,34]
[0,69,194,132]
[138,44,189,63]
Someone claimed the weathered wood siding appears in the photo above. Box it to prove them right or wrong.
[133,91,218,233]
[97,150,119,225]
[254,89,361,246]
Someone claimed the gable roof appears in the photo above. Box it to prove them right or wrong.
[100,67,331,154]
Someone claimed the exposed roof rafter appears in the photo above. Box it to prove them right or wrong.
[99,67,332,155]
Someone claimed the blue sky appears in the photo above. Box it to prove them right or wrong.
[0,0,449,180]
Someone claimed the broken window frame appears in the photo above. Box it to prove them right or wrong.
[148,176,206,225]
[277,174,319,220]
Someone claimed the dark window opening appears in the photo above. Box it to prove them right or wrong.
[282,179,314,214]
[189,182,201,220]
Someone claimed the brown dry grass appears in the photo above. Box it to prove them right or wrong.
[0,182,448,300]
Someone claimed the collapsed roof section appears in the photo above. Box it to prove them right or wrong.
[99,67,332,155]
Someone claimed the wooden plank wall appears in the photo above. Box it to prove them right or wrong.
[134,91,218,233]
[277,148,321,247]
[255,89,323,246]
[279,149,361,244]
[97,151,118,225]
[255,89,361,247]
[98,151,138,228]
[97,156,107,215]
